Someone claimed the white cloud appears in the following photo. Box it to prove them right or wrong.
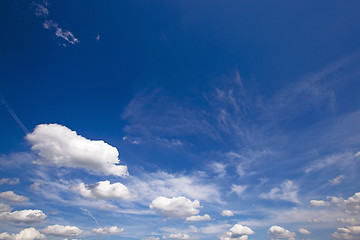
[260,180,300,203]
[26,124,128,177]
[231,185,247,197]
[332,226,360,239]
[220,224,254,240]
[33,1,49,17]
[0,178,20,185]
[355,151,360,157]
[162,233,191,239]
[310,200,330,207]
[55,28,79,45]
[268,226,295,240]
[308,218,321,223]
[73,181,133,200]
[305,152,354,173]
[209,162,227,177]
[329,175,345,185]
[92,226,124,235]
[221,210,234,217]
[142,237,160,240]
[0,209,47,223]
[149,196,201,218]
[298,228,311,235]
[337,218,360,226]
[311,191,360,214]
[42,225,82,237]
[0,227,45,240]
[0,203,12,213]
[185,214,211,222]
[0,191,28,202]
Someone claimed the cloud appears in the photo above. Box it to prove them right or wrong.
[220,224,255,240]
[0,228,45,240]
[221,210,234,217]
[0,203,12,213]
[298,228,311,235]
[33,1,49,17]
[149,196,201,218]
[308,218,321,223]
[162,233,191,239]
[310,200,330,207]
[26,124,128,177]
[142,237,160,240]
[231,185,247,197]
[73,180,133,200]
[185,214,211,222]
[0,178,20,185]
[92,226,124,235]
[268,226,295,240]
[332,226,360,239]
[0,191,28,202]
[337,218,360,226]
[0,209,47,223]
[260,180,300,203]
[305,152,355,173]
[209,162,227,178]
[42,225,82,237]
[311,191,360,214]
[329,175,345,185]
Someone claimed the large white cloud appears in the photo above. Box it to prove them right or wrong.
[332,226,360,239]
[26,124,128,177]
[42,225,82,237]
[220,224,254,240]
[260,180,299,203]
[185,214,211,222]
[149,196,200,218]
[311,191,360,214]
[73,181,133,200]
[0,191,28,202]
[162,233,191,239]
[0,228,45,240]
[0,210,46,223]
[268,226,295,240]
[92,226,124,235]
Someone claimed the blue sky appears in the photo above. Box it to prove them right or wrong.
[1,0,360,239]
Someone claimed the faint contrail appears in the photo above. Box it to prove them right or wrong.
[81,206,102,228]
[0,96,29,134]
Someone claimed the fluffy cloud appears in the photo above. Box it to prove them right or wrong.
[220,224,254,240]
[0,228,45,240]
[150,196,201,218]
[260,180,299,203]
[162,233,191,239]
[221,210,234,217]
[26,124,128,177]
[73,181,133,200]
[0,178,20,185]
[337,218,360,226]
[329,175,345,185]
[185,214,211,222]
[92,226,124,235]
[0,191,28,202]
[298,228,311,235]
[0,210,47,223]
[268,226,295,240]
[311,191,360,214]
[42,225,82,237]
[332,226,360,239]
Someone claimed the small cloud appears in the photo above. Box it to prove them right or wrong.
[33,1,49,17]
[185,214,211,222]
[42,225,82,237]
[298,228,311,235]
[142,237,160,240]
[92,226,124,235]
[96,34,100,41]
[355,151,360,157]
[268,226,296,240]
[220,224,255,240]
[332,226,360,239]
[0,191,29,202]
[162,233,191,239]
[260,180,300,204]
[221,210,234,217]
[310,200,330,207]
[231,184,247,197]
[337,218,360,226]
[149,196,201,218]
[329,175,345,185]
[208,162,227,178]
[308,218,321,223]
[0,178,20,185]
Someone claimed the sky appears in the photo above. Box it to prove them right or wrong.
[1,0,360,239]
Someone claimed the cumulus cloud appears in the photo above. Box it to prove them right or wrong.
[332,226,360,239]
[0,191,28,202]
[298,228,311,235]
[0,178,20,185]
[92,226,124,235]
[231,185,247,197]
[73,181,133,200]
[26,124,128,177]
[162,233,191,239]
[337,218,360,226]
[0,209,46,223]
[185,214,211,222]
[311,191,360,214]
[221,210,234,217]
[260,180,300,203]
[268,226,295,240]
[220,224,254,240]
[42,225,82,237]
[0,227,45,240]
[150,196,201,218]
[329,175,345,185]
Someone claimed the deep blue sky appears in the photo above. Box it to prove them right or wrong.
[1,1,360,239]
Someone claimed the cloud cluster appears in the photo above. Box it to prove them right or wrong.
[92,226,124,235]
[268,226,295,240]
[0,178,19,185]
[0,228,45,240]
[311,191,360,214]
[26,124,128,177]
[73,181,133,200]
[332,226,360,239]
[185,214,211,222]
[260,180,299,203]
[0,209,46,223]
[42,224,82,237]
[220,224,255,240]
[0,191,29,202]
[150,196,201,218]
